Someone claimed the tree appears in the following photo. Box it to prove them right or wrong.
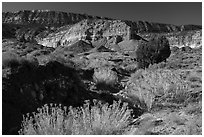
[136,35,171,69]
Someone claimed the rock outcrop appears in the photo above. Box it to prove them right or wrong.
[3,10,202,49]
[57,40,94,54]
[2,10,109,26]
[166,30,202,48]
[141,30,202,48]
[125,20,201,33]
[38,19,131,48]
[3,10,201,32]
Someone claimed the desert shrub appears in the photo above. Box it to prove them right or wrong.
[136,36,171,69]
[125,69,190,111]
[93,67,118,90]
[19,100,134,135]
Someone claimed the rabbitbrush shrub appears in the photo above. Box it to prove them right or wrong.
[125,69,190,111]
[93,67,118,89]
[19,100,135,135]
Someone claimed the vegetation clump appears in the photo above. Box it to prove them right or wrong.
[136,36,171,69]
[93,67,119,92]
[19,100,134,135]
[125,68,190,111]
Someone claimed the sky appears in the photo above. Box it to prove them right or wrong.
[2,2,202,25]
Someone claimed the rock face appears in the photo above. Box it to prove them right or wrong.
[125,20,201,33]
[38,19,202,49]
[38,19,132,48]
[3,10,202,49]
[59,40,94,54]
[167,30,202,48]
[118,40,141,52]
[141,30,202,48]
[3,10,201,31]
[2,10,108,26]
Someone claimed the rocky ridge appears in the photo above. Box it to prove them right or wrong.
[141,30,202,48]
[2,10,110,26]
[3,10,202,49]
[3,10,201,32]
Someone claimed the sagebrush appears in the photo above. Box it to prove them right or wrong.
[93,67,119,90]
[125,68,190,111]
[19,100,135,135]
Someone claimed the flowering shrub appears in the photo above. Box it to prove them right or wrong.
[19,100,135,135]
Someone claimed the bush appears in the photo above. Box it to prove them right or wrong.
[125,69,190,111]
[93,67,118,90]
[136,36,171,69]
[19,100,134,135]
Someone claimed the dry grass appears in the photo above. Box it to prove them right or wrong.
[125,68,190,111]
[19,100,135,135]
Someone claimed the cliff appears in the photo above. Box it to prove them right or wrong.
[2,10,110,26]
[2,10,202,48]
[141,30,202,48]
[3,10,201,32]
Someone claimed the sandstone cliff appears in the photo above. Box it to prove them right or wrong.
[3,10,202,49]
[141,30,202,48]
[2,10,108,26]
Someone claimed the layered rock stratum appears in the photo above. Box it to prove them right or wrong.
[3,10,202,49]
